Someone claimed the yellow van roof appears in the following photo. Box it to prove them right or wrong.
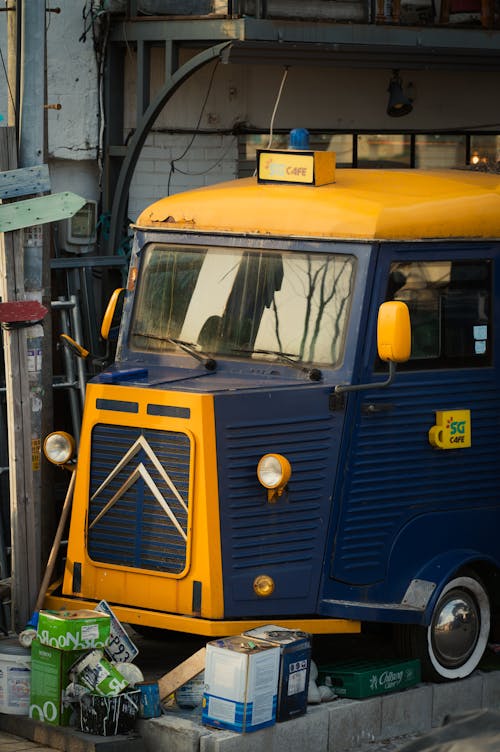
[135,169,500,241]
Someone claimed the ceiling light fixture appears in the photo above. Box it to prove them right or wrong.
[387,70,413,117]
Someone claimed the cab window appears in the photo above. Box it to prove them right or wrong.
[385,259,491,369]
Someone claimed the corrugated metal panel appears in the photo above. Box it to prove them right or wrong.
[332,373,500,585]
[87,424,190,573]
[223,415,334,570]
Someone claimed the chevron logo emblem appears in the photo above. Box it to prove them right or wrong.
[89,435,188,540]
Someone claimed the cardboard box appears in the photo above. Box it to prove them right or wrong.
[318,658,421,698]
[37,609,110,651]
[29,639,86,725]
[202,636,280,733]
[243,625,311,722]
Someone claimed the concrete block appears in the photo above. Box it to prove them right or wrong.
[200,727,241,752]
[481,670,500,709]
[381,685,432,738]
[0,712,143,752]
[432,673,484,727]
[326,697,382,751]
[137,713,211,752]
[200,705,329,752]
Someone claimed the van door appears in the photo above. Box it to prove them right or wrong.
[329,246,500,598]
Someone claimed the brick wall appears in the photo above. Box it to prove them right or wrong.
[128,132,238,221]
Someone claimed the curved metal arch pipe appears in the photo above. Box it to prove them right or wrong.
[107,41,231,258]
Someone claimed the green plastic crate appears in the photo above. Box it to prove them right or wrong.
[318,658,420,698]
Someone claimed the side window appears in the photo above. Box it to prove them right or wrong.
[385,259,491,369]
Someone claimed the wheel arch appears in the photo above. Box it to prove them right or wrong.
[414,549,498,625]
[395,562,494,681]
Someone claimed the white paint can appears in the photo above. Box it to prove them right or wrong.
[0,640,31,715]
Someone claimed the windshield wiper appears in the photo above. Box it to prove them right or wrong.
[166,338,217,371]
[231,348,322,381]
[132,332,216,371]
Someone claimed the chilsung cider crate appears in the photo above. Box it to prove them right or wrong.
[318,658,420,699]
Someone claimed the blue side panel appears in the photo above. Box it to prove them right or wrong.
[330,370,500,590]
[213,385,344,618]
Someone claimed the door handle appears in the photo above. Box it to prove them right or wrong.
[362,403,394,414]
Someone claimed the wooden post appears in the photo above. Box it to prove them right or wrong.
[0,128,40,630]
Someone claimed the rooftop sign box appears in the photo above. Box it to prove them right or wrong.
[257,149,336,186]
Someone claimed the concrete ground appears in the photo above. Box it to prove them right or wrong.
[0,730,59,752]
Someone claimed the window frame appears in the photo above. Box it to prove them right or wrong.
[382,257,493,372]
[238,131,500,173]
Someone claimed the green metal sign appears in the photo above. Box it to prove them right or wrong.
[0,192,86,233]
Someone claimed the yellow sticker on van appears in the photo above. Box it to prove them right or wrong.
[428,409,471,450]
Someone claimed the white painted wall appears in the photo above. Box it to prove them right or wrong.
[46,2,99,161]
[45,0,101,233]
[128,133,238,223]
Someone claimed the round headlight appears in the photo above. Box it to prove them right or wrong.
[43,432,75,465]
[257,454,291,489]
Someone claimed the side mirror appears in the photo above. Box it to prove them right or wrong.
[377,301,411,363]
[101,288,125,341]
[335,300,411,395]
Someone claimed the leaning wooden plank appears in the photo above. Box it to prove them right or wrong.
[157,646,206,701]
[0,191,86,232]
[0,164,51,199]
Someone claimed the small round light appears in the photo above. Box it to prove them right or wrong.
[253,575,275,597]
[43,432,75,465]
[257,454,291,489]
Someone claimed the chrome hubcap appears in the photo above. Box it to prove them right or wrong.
[431,588,479,668]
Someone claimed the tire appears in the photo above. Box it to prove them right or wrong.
[395,573,490,682]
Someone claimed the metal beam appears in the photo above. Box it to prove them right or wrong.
[221,39,500,71]
[109,18,246,42]
[110,17,500,59]
[107,41,230,257]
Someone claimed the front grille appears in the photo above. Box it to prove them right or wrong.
[87,424,190,574]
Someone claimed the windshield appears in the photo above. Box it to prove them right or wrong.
[129,244,355,367]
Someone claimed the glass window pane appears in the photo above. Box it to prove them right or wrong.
[470,135,500,168]
[310,134,353,166]
[415,135,466,168]
[130,244,356,367]
[386,259,491,369]
[357,134,411,167]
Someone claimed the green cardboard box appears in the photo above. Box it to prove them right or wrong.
[29,639,86,725]
[37,609,110,651]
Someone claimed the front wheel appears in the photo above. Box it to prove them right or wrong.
[395,574,490,682]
